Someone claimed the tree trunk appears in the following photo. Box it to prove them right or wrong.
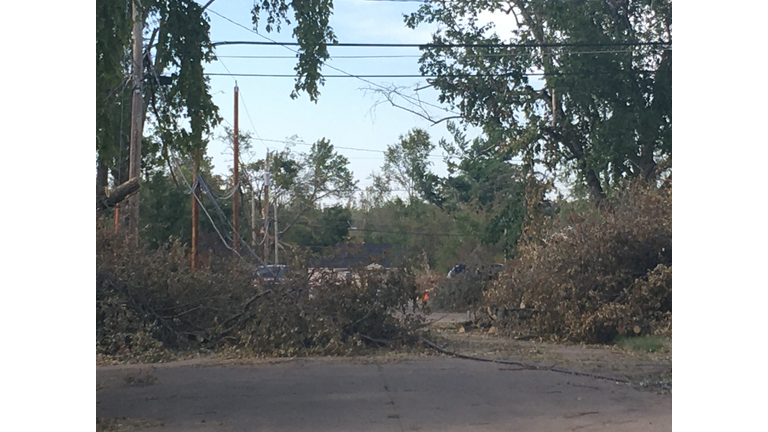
[583,166,607,207]
[97,159,109,196]
[97,177,140,213]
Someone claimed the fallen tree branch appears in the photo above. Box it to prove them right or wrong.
[97,177,140,213]
[514,334,549,341]
[218,289,273,335]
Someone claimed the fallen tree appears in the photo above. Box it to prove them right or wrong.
[482,179,672,343]
[96,227,429,361]
[96,177,139,214]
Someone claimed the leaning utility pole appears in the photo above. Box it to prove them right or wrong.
[232,84,240,252]
[126,0,144,241]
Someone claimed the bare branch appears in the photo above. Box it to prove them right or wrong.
[364,84,461,126]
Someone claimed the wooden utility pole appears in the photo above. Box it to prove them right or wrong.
[191,148,200,271]
[114,204,121,232]
[551,89,556,126]
[274,202,278,265]
[262,152,270,261]
[233,84,240,252]
[251,184,257,247]
[127,0,144,241]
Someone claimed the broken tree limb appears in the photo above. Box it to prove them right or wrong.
[97,177,140,213]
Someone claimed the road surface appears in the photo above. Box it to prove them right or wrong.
[97,356,670,431]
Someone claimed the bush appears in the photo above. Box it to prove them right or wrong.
[430,249,503,312]
[483,180,672,343]
[96,227,428,361]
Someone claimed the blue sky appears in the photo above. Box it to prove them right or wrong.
[198,0,506,189]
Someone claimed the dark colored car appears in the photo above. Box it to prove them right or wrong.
[447,263,504,279]
[446,263,467,279]
[254,264,289,282]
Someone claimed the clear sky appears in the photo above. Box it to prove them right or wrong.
[199,0,515,190]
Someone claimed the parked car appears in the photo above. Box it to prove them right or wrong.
[447,263,504,279]
[446,264,467,279]
[254,264,289,282]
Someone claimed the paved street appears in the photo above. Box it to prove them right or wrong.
[97,356,670,431]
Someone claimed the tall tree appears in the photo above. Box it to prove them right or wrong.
[405,0,672,205]
[383,128,440,203]
[282,205,352,252]
[97,0,339,224]
[96,0,132,192]
[440,124,528,257]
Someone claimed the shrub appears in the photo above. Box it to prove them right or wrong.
[96,227,427,360]
[483,180,672,343]
[430,249,503,312]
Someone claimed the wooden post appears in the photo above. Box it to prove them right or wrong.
[274,201,278,265]
[191,148,200,271]
[262,152,270,262]
[233,85,240,252]
[114,203,120,233]
[126,0,144,242]
[251,182,257,247]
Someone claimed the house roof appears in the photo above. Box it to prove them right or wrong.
[311,243,397,269]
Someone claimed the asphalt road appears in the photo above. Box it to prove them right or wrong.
[97,356,670,432]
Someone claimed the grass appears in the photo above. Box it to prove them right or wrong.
[614,335,669,353]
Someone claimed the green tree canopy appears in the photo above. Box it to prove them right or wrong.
[97,0,338,189]
[405,0,672,204]
[383,128,440,204]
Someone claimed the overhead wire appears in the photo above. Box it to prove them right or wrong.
[207,8,458,116]
[350,226,475,237]
[204,70,660,78]
[243,136,446,159]
[215,48,669,61]
[218,54,423,59]
[211,40,671,48]
[130,40,274,266]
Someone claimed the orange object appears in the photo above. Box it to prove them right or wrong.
[423,294,429,301]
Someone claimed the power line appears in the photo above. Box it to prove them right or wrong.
[348,227,475,237]
[205,69,662,79]
[242,137,445,158]
[293,223,476,238]
[237,89,271,152]
[215,48,668,61]
[212,40,671,49]
[217,54,423,59]
[362,0,616,2]
[213,56,275,163]
[207,8,458,116]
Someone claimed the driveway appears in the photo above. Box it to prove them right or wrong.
[97,356,670,431]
